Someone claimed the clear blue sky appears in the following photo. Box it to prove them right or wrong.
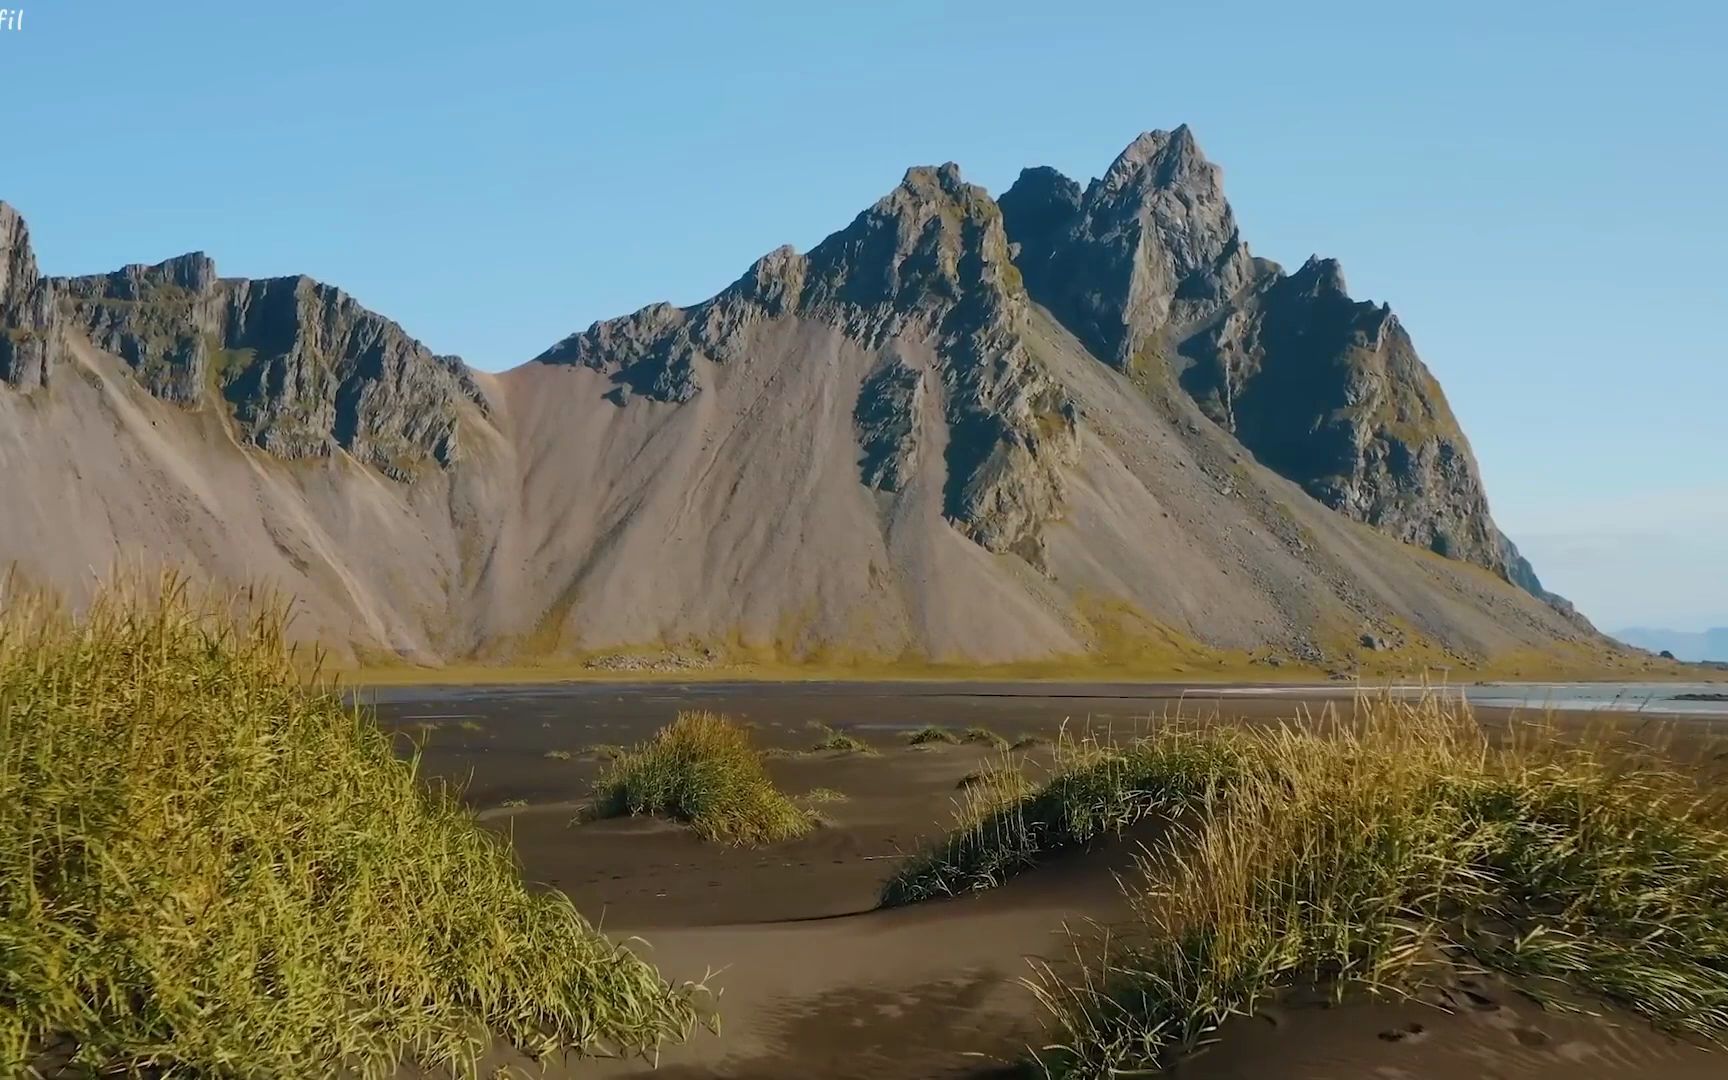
[4,1,1724,631]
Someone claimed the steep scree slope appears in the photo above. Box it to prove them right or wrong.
[0,133,1609,669]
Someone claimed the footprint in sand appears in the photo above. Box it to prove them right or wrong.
[1377,1021,1429,1044]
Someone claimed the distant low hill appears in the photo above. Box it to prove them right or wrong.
[1614,628,1728,663]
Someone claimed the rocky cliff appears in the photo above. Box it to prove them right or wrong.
[54,253,489,480]
[0,202,63,392]
[536,163,1080,561]
[1000,129,1514,581]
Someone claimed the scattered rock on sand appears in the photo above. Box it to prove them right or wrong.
[583,651,719,674]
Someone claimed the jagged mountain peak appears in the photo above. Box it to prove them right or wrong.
[534,159,1077,560]
[7,226,493,480]
[997,128,1542,593]
[898,160,968,195]
[1097,123,1213,196]
[1002,125,1257,369]
[800,159,1018,316]
[540,160,1017,382]
[1,201,41,304]
[1290,254,1348,294]
[1002,165,1082,213]
[539,158,1024,390]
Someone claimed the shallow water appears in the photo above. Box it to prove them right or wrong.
[1452,682,1728,716]
[361,678,1728,721]
[1201,681,1728,718]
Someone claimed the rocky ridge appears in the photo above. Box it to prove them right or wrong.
[1000,128,1514,582]
[0,203,63,392]
[54,254,489,480]
[536,162,1080,561]
[0,128,1607,665]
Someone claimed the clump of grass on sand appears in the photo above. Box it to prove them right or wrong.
[907,725,962,746]
[0,577,700,1079]
[882,727,1241,905]
[962,726,1009,749]
[990,696,1728,1077]
[809,722,876,755]
[590,711,815,845]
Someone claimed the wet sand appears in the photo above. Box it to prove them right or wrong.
[372,682,1727,1078]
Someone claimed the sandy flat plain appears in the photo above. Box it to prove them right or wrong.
[373,681,1728,1079]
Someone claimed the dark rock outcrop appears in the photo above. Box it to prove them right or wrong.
[1002,126,1263,370]
[536,163,1080,560]
[1002,130,1513,580]
[0,202,64,391]
[1177,257,1504,571]
[55,254,488,480]
[854,357,924,493]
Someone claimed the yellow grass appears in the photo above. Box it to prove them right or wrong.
[589,711,816,845]
[0,575,702,1078]
[1019,696,1728,1075]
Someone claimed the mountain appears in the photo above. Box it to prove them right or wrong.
[1000,128,1502,573]
[0,129,1627,672]
[1614,628,1728,663]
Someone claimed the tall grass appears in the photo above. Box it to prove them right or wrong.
[1023,697,1728,1076]
[590,711,815,845]
[0,577,702,1078]
[882,726,1241,906]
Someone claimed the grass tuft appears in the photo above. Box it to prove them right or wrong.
[809,723,876,755]
[1018,696,1728,1076]
[590,711,816,845]
[0,575,700,1078]
[883,726,1241,906]
[962,726,1010,749]
[907,725,961,746]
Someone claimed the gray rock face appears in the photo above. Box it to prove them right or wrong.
[54,253,488,480]
[1002,126,1262,370]
[1002,131,1516,583]
[854,357,924,493]
[1177,257,1504,572]
[537,162,1080,560]
[0,202,63,391]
